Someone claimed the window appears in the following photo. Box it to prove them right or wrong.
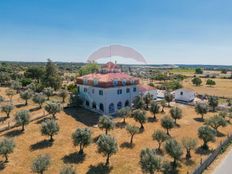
[131,79,135,85]
[109,103,115,113]
[126,88,130,93]
[113,80,118,86]
[99,90,103,96]
[122,79,127,86]
[84,88,87,92]
[86,100,89,106]
[92,102,96,109]
[100,103,104,112]
[117,89,122,95]
[93,79,98,86]
[180,91,183,95]
[83,79,88,85]
[125,100,130,107]
[133,87,137,92]
[117,101,122,109]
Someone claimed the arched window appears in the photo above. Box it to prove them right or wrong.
[125,100,130,107]
[122,79,127,86]
[99,103,104,112]
[117,101,122,110]
[93,79,98,86]
[109,103,115,113]
[113,79,118,86]
[86,100,89,107]
[92,102,96,109]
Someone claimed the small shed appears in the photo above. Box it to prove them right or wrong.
[174,88,195,103]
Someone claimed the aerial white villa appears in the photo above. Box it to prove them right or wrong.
[77,62,143,115]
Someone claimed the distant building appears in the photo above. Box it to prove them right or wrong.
[76,62,139,115]
[174,88,195,103]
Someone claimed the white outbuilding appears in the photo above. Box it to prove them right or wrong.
[174,88,195,103]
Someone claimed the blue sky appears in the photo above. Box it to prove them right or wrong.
[0,0,232,65]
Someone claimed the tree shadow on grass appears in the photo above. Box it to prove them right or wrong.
[15,103,25,108]
[30,140,53,151]
[115,122,127,129]
[155,149,164,156]
[86,163,112,174]
[193,117,204,122]
[216,131,225,137]
[29,106,40,112]
[62,152,86,164]
[148,117,158,123]
[120,142,134,149]
[184,159,195,166]
[195,146,214,155]
[64,108,101,127]
[4,129,23,137]
[0,161,6,171]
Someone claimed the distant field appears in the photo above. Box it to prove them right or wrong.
[182,78,232,98]
[170,68,195,76]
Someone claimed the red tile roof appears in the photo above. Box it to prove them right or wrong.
[77,72,139,88]
[138,84,156,93]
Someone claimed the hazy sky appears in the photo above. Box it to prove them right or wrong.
[0,0,232,65]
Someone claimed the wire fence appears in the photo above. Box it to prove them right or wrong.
[192,133,232,174]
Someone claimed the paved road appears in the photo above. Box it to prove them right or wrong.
[213,148,232,174]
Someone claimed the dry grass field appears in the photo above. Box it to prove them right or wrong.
[0,86,232,174]
[182,78,232,98]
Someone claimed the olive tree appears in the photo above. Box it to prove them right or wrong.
[181,137,197,160]
[170,107,182,125]
[205,115,227,133]
[44,101,62,119]
[6,89,16,102]
[20,89,33,105]
[96,134,118,166]
[140,148,162,174]
[0,95,4,103]
[43,87,54,100]
[131,109,147,130]
[161,116,174,136]
[208,96,219,112]
[126,125,140,146]
[198,126,216,149]
[15,110,30,131]
[192,77,202,86]
[33,94,46,108]
[2,104,14,118]
[150,101,160,120]
[116,107,131,123]
[72,128,91,154]
[152,129,169,151]
[160,100,166,113]
[133,95,145,109]
[41,119,59,142]
[11,80,22,93]
[143,93,153,109]
[60,165,76,174]
[58,89,69,103]
[195,103,208,120]
[165,139,183,167]
[98,115,114,135]
[0,138,15,162]
[31,154,51,174]
[164,92,173,107]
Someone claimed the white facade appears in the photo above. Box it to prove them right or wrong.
[174,88,195,102]
[77,84,139,115]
